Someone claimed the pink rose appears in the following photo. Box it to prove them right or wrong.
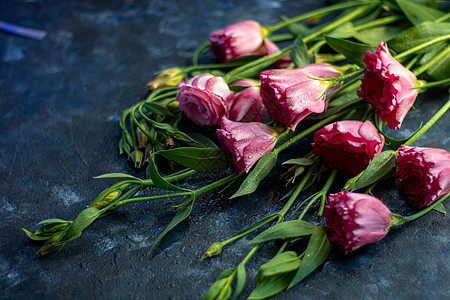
[325,191,394,254]
[216,118,276,173]
[311,121,385,177]
[177,73,233,126]
[260,63,341,131]
[261,38,292,68]
[357,41,418,130]
[395,145,450,208]
[228,80,265,122]
[209,20,264,62]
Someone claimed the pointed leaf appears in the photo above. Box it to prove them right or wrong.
[149,197,194,255]
[230,152,278,199]
[283,158,316,166]
[248,272,295,300]
[231,263,246,300]
[158,147,228,173]
[396,0,444,25]
[389,21,450,54]
[350,150,396,191]
[258,251,301,281]
[288,225,331,288]
[202,278,230,300]
[185,132,219,149]
[327,22,356,39]
[433,203,447,215]
[325,36,377,67]
[217,268,236,280]
[354,26,405,45]
[61,207,102,242]
[250,220,316,244]
[93,173,142,181]
[289,36,309,67]
[148,154,192,192]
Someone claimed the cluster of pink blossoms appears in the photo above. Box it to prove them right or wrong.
[175,21,449,254]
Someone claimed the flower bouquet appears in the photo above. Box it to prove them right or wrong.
[24,0,449,299]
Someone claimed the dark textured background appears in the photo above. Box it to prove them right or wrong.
[1,0,449,299]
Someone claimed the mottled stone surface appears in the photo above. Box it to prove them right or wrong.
[0,0,448,299]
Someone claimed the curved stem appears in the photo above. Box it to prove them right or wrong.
[404,98,450,146]
[267,1,365,32]
[394,34,450,61]
[192,41,210,65]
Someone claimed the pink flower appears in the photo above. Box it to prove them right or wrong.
[311,121,385,177]
[216,118,276,173]
[209,20,265,62]
[395,145,450,208]
[325,191,394,254]
[260,63,341,131]
[261,38,292,68]
[177,73,233,126]
[228,80,265,122]
[357,42,418,130]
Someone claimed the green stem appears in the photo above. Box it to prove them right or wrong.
[192,42,210,65]
[114,191,192,206]
[436,12,450,23]
[303,6,371,43]
[298,194,322,220]
[269,33,295,43]
[318,169,338,216]
[193,173,241,195]
[417,78,450,89]
[404,98,450,146]
[413,44,450,76]
[391,193,449,228]
[275,109,348,153]
[394,34,450,61]
[267,1,365,32]
[353,15,403,31]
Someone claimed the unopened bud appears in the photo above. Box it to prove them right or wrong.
[92,191,120,209]
[146,67,184,91]
[199,242,223,261]
[38,234,63,256]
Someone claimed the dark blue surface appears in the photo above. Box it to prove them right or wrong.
[0,1,448,299]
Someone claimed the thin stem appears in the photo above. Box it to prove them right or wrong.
[353,15,403,31]
[114,191,192,206]
[413,44,450,76]
[391,193,450,228]
[267,1,365,32]
[303,6,371,43]
[192,42,210,65]
[193,173,241,195]
[243,245,260,264]
[417,78,450,89]
[394,34,450,61]
[298,194,321,220]
[275,109,348,153]
[269,33,295,43]
[436,12,450,23]
[318,169,338,216]
[404,98,450,146]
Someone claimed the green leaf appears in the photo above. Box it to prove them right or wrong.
[288,225,331,288]
[230,151,278,199]
[202,278,230,300]
[217,268,236,280]
[326,22,356,39]
[148,154,192,191]
[142,102,173,118]
[250,220,316,244]
[149,197,194,255]
[248,272,295,300]
[60,207,102,242]
[283,158,316,166]
[354,26,405,45]
[93,173,142,181]
[257,251,301,282]
[433,203,447,214]
[389,21,450,54]
[349,150,396,191]
[158,147,228,173]
[424,45,450,81]
[325,36,377,67]
[231,263,246,300]
[289,36,309,67]
[396,0,444,25]
[186,133,219,149]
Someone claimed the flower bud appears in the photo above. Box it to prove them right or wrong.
[38,233,64,256]
[177,73,233,126]
[209,20,265,62]
[324,191,397,254]
[358,42,418,130]
[146,67,184,91]
[395,145,450,208]
[92,191,120,209]
[216,118,277,174]
[260,63,341,131]
[228,80,264,122]
[311,121,385,177]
